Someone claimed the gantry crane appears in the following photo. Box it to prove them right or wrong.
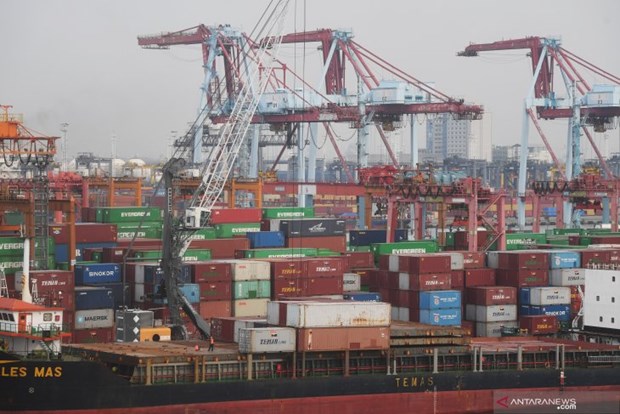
[152,0,290,339]
[459,36,620,228]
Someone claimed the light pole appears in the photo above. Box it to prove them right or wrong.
[60,123,69,172]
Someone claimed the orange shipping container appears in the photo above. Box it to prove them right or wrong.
[296,326,389,352]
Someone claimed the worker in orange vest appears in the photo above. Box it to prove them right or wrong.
[208,335,214,352]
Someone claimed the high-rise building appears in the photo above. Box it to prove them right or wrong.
[426,114,472,162]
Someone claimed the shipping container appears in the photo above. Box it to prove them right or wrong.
[198,300,232,320]
[262,206,314,219]
[233,280,271,299]
[466,286,517,306]
[268,301,390,328]
[210,208,262,225]
[475,321,518,337]
[134,263,191,285]
[301,276,343,296]
[88,283,129,309]
[74,308,114,329]
[419,308,461,326]
[463,268,496,287]
[343,251,375,270]
[343,292,382,302]
[279,218,346,238]
[579,249,611,266]
[139,327,172,342]
[399,272,452,291]
[179,283,200,304]
[548,251,581,269]
[240,248,318,259]
[450,270,465,289]
[197,281,232,301]
[232,298,269,317]
[74,286,114,311]
[447,252,464,270]
[49,223,118,244]
[466,304,517,322]
[188,238,249,260]
[370,240,438,259]
[71,327,115,344]
[520,304,571,322]
[268,259,304,279]
[214,222,261,238]
[238,327,296,353]
[74,263,121,285]
[519,287,571,306]
[495,268,549,287]
[272,276,301,299]
[343,273,361,292]
[191,261,233,283]
[549,268,585,286]
[115,309,154,342]
[519,315,558,335]
[246,231,285,249]
[419,290,461,310]
[15,270,74,292]
[99,207,162,223]
[487,251,549,270]
[348,229,408,246]
[286,235,347,252]
[303,257,345,278]
[296,326,389,352]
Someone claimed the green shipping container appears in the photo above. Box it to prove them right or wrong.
[370,240,438,259]
[0,256,56,274]
[117,228,162,240]
[347,245,371,252]
[189,227,217,240]
[233,280,271,299]
[545,228,584,237]
[99,207,162,223]
[262,207,315,219]
[316,249,340,257]
[115,221,163,231]
[0,237,55,256]
[242,248,318,259]
[4,211,24,225]
[497,232,547,250]
[214,222,261,238]
[132,249,212,262]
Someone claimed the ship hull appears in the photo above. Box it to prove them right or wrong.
[2,359,620,413]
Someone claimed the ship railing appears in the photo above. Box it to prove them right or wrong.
[588,355,620,365]
[0,321,18,333]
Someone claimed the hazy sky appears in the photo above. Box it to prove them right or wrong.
[2,0,619,164]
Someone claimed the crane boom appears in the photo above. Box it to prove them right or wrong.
[158,0,290,340]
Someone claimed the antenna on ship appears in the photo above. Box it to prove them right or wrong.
[21,238,32,303]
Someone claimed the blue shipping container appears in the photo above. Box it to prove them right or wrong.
[143,264,191,284]
[419,290,461,310]
[74,286,114,310]
[246,231,285,249]
[522,305,571,322]
[87,283,129,309]
[343,292,382,302]
[548,251,581,269]
[55,242,116,262]
[75,263,121,285]
[348,229,408,246]
[419,308,461,326]
[179,283,200,304]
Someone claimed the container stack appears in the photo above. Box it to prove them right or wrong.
[419,290,462,326]
[210,316,267,343]
[192,261,233,319]
[230,260,271,317]
[72,286,115,343]
[489,251,549,287]
[546,250,583,329]
[519,287,572,330]
[211,208,262,238]
[280,218,347,253]
[465,286,518,337]
[82,206,163,240]
[74,263,127,309]
[267,300,390,352]
[0,237,55,286]
[342,250,375,292]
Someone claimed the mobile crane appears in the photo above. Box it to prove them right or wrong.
[155,0,290,340]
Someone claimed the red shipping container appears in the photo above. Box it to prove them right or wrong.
[464,268,496,287]
[466,286,517,306]
[303,257,345,278]
[458,251,486,269]
[210,208,262,224]
[387,272,401,290]
[460,319,474,336]
[272,276,301,299]
[579,249,611,266]
[407,273,452,291]
[198,281,231,301]
[496,251,549,270]
[81,247,103,261]
[519,315,558,335]
[191,261,233,283]
[71,327,115,344]
[369,269,390,290]
[454,230,488,250]
[407,307,420,322]
[49,223,118,244]
[607,249,620,264]
[450,270,465,289]
[590,236,620,245]
[378,255,390,271]
[268,259,304,279]
[30,270,74,293]
[344,251,375,270]
[495,268,548,287]
[390,289,412,307]
[209,317,236,342]
[102,247,128,263]
[300,276,343,296]
[398,254,451,274]
[191,238,249,260]
[286,235,347,252]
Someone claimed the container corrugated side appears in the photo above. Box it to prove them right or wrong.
[238,327,296,353]
[232,298,269,317]
[74,309,115,329]
[296,326,389,351]
[550,268,585,286]
[466,304,517,322]
[284,301,390,328]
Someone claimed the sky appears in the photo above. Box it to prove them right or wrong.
[2,0,619,165]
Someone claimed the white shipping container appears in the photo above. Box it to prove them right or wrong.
[527,287,571,306]
[486,251,499,269]
[283,301,391,328]
[391,306,400,322]
[233,318,267,343]
[398,307,410,322]
[476,321,518,337]
[448,252,464,270]
[233,298,269,317]
[268,219,281,232]
[267,301,280,325]
[388,254,401,272]
[474,304,518,322]
[228,260,271,281]
[134,283,145,302]
[75,308,115,329]
[550,268,585,286]
[398,272,410,290]
[238,327,296,353]
[584,269,619,330]
[343,273,361,292]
